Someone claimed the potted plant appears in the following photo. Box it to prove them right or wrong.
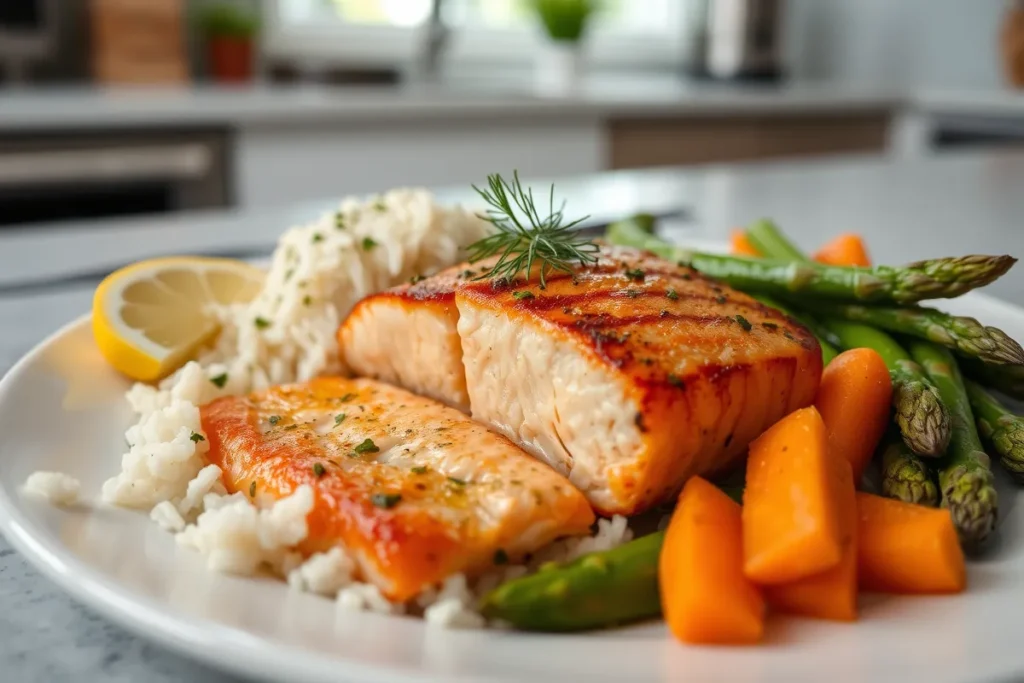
[530,0,598,93]
[199,2,259,84]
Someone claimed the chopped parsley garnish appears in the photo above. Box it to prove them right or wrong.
[371,493,402,509]
[334,413,346,425]
[667,374,685,388]
[190,432,205,443]
[303,295,312,306]
[715,295,727,304]
[762,322,779,330]
[254,317,271,330]
[735,315,753,332]
[373,198,387,212]
[623,267,645,281]
[354,438,380,454]
[784,330,796,341]
[311,233,323,243]
[313,462,326,477]
[665,288,679,300]
[340,393,357,403]
[210,373,228,388]
[284,424,298,431]
[269,415,281,425]
[334,213,346,229]
[512,290,535,300]
[494,549,509,565]
[447,476,466,487]
[362,237,378,251]
[409,274,425,284]
[249,481,257,497]
[411,466,428,475]
[459,269,475,279]
[284,268,295,281]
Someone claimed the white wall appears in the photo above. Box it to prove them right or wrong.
[786,0,1007,89]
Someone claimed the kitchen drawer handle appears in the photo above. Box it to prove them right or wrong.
[0,144,213,186]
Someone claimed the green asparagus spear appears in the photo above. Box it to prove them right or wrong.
[798,301,1024,366]
[965,379,1024,483]
[749,293,839,365]
[961,359,1024,400]
[910,341,998,547]
[823,319,950,457]
[879,432,940,506]
[606,218,1016,305]
[480,531,663,631]
[745,218,807,262]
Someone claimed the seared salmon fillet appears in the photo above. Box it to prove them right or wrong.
[342,268,469,410]
[200,377,594,601]
[338,245,822,516]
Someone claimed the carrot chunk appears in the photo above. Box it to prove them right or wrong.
[815,348,892,481]
[813,233,871,267]
[856,492,966,594]
[765,458,858,621]
[743,406,843,584]
[661,477,765,644]
[730,230,760,257]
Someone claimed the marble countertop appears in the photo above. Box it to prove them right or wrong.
[3,150,1024,681]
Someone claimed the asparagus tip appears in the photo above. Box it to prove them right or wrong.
[893,379,951,457]
[942,464,998,548]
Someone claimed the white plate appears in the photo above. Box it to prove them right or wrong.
[2,293,1024,683]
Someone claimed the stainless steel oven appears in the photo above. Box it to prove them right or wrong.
[0,129,232,227]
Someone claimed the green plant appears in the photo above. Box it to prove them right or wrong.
[530,0,599,42]
[199,2,260,39]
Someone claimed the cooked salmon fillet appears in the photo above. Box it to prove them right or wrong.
[342,268,469,410]
[200,377,594,602]
[338,245,822,516]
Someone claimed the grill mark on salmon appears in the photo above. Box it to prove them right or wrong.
[338,244,823,515]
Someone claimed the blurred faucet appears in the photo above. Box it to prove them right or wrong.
[419,0,449,82]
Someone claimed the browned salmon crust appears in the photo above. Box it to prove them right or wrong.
[338,245,822,515]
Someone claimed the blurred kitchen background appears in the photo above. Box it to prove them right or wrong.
[1,0,1023,227]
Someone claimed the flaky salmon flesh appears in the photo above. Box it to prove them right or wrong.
[339,245,822,516]
[200,377,594,602]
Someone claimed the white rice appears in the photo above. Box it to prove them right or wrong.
[22,471,80,506]
[175,485,314,575]
[287,547,356,596]
[26,188,637,627]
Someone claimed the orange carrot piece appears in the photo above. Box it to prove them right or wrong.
[730,230,760,256]
[743,406,843,584]
[765,458,858,621]
[813,233,871,267]
[814,348,892,481]
[661,476,765,645]
[857,492,966,594]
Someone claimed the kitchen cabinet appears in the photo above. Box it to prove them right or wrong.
[608,113,891,169]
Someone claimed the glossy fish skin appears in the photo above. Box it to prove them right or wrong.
[337,245,823,516]
[200,377,594,602]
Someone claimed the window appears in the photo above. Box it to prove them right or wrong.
[264,0,690,69]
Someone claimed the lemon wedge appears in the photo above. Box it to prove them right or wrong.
[92,257,264,382]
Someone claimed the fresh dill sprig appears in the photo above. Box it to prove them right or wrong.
[466,171,599,288]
